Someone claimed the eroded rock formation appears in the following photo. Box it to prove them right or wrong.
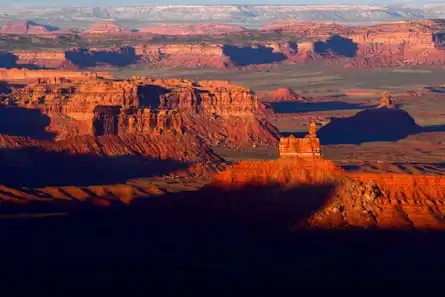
[210,154,445,229]
[267,88,308,101]
[85,22,131,34]
[0,68,111,82]
[279,122,321,158]
[0,21,53,35]
[378,91,396,109]
[8,77,279,147]
[11,51,75,69]
[4,19,445,70]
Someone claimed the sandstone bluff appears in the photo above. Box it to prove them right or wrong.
[3,20,445,70]
[6,74,279,148]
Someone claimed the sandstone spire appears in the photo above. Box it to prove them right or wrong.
[279,121,321,158]
[378,91,396,109]
[307,121,318,138]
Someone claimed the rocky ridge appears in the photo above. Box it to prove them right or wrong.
[7,76,279,148]
[210,157,445,229]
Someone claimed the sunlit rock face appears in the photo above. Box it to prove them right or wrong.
[8,76,279,148]
[279,122,321,158]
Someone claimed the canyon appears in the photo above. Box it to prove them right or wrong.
[2,8,445,284]
[3,19,445,70]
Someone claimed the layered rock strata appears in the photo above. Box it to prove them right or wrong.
[8,77,279,147]
[279,122,321,158]
[11,51,74,69]
[0,68,111,82]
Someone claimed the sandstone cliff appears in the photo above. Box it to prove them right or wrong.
[11,51,75,69]
[135,43,230,68]
[85,22,131,34]
[0,21,54,35]
[210,158,445,229]
[0,69,111,82]
[266,88,308,101]
[8,77,279,148]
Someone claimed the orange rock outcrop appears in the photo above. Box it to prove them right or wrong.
[135,43,230,68]
[378,91,396,109]
[86,22,131,34]
[4,19,445,70]
[260,19,445,67]
[0,21,52,35]
[11,51,74,69]
[210,154,445,229]
[8,77,279,147]
[211,158,342,189]
[267,88,307,101]
[279,122,321,158]
[0,69,111,82]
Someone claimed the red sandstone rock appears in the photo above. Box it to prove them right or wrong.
[0,68,111,83]
[11,51,74,69]
[378,92,396,109]
[9,76,279,148]
[267,88,308,101]
[86,22,130,34]
[279,122,321,158]
[1,21,52,35]
[209,155,445,229]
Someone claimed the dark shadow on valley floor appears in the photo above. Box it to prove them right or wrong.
[314,35,359,58]
[0,106,56,140]
[0,182,445,291]
[270,101,375,114]
[318,106,423,145]
[223,45,287,66]
[0,148,189,187]
[66,47,140,68]
[0,52,43,69]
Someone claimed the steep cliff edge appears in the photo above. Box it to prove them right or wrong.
[8,77,279,148]
[210,158,445,229]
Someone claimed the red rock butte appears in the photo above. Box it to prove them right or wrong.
[0,68,112,82]
[269,88,307,101]
[0,21,51,35]
[7,75,279,147]
[279,122,321,158]
[86,22,130,34]
[378,91,396,109]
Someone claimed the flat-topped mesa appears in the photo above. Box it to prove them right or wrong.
[377,91,396,109]
[268,88,308,101]
[279,122,321,158]
[0,20,53,35]
[0,68,112,82]
[85,22,131,34]
[9,77,276,147]
[135,43,230,68]
[133,78,259,115]
[11,50,71,69]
